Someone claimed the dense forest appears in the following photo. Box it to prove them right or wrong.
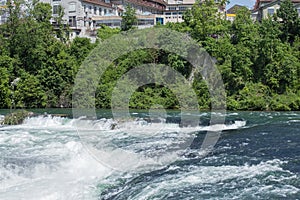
[0,0,299,110]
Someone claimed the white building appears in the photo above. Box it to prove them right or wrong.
[163,0,193,23]
[0,0,8,25]
[1,0,226,39]
[252,0,300,21]
[40,0,117,39]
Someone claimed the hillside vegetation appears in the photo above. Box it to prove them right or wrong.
[0,0,299,110]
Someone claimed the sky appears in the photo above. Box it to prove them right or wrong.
[227,0,257,9]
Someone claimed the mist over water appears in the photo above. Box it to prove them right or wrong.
[0,111,300,199]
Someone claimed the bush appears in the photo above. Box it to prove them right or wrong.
[3,110,34,125]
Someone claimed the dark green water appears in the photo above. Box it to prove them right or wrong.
[0,110,299,199]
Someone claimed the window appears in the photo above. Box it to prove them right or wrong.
[69,16,76,27]
[96,19,121,27]
[94,7,97,14]
[168,7,176,10]
[53,5,60,14]
[104,9,107,15]
[297,8,300,15]
[69,2,76,13]
[138,19,154,26]
[89,6,92,14]
[156,17,163,25]
[99,7,102,15]
[1,14,7,24]
[267,8,274,16]
[178,6,186,11]
[165,12,171,15]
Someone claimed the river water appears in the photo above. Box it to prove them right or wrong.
[0,110,300,199]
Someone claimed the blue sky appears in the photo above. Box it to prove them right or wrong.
[227,0,257,9]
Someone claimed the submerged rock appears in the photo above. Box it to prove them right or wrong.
[0,115,4,125]
[2,110,34,125]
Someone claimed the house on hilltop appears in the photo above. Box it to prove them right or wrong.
[252,0,300,21]
[226,4,247,22]
[39,0,198,39]
[0,0,226,40]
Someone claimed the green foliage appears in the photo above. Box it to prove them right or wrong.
[129,86,179,109]
[52,5,69,43]
[69,37,94,65]
[181,0,299,111]
[185,0,228,42]
[164,22,191,33]
[31,2,52,24]
[14,71,47,108]
[0,0,82,108]
[192,78,211,109]
[270,92,300,111]
[0,65,11,108]
[121,5,138,31]
[277,0,300,43]
[97,25,121,40]
[233,83,271,110]
[2,110,33,125]
[0,0,299,111]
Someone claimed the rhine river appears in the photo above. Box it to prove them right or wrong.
[0,110,299,199]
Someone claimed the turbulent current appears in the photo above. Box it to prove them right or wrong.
[0,111,300,199]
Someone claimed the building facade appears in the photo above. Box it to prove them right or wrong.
[252,0,300,21]
[226,4,245,22]
[164,0,194,23]
[40,0,197,39]
[39,0,117,39]
[0,0,7,25]
[0,0,227,39]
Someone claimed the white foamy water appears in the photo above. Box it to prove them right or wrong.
[20,115,246,132]
[0,115,249,199]
[0,119,112,200]
[126,159,299,200]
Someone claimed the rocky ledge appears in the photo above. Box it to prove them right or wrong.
[1,110,34,125]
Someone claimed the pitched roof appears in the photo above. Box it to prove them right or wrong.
[254,0,300,10]
[82,0,113,8]
[227,4,247,14]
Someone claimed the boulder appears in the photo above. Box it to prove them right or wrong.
[2,110,34,125]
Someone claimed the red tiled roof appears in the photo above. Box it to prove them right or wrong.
[148,0,167,6]
[125,0,166,11]
[82,0,113,8]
